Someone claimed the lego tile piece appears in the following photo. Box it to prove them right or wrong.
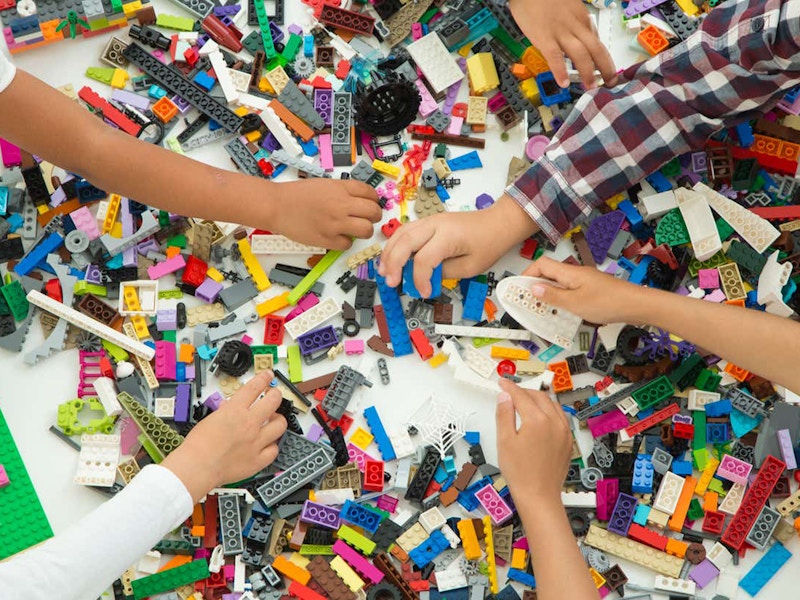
[584,525,683,578]
[738,542,792,597]
[406,32,464,94]
[434,324,531,341]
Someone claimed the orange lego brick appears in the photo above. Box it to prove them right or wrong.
[484,299,497,322]
[457,519,481,560]
[272,555,312,585]
[548,360,574,393]
[637,24,669,56]
[390,544,409,563]
[511,63,533,80]
[152,97,179,123]
[179,344,195,363]
[269,99,315,142]
[665,538,688,559]
[192,504,204,525]
[165,246,181,258]
[520,46,549,75]
[753,134,781,157]
[724,362,750,382]
[725,298,746,307]
[703,491,719,512]
[159,555,192,571]
[668,476,697,532]
[190,525,205,537]
[40,19,66,42]
[780,140,800,161]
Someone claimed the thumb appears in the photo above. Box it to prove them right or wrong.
[496,381,517,437]
[530,281,568,308]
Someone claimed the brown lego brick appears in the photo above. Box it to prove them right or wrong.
[367,335,394,357]
[439,486,459,507]
[374,306,390,343]
[452,462,477,491]
[296,372,337,394]
[410,131,485,148]
[433,303,453,325]
[754,118,800,145]
[136,5,157,24]
[307,556,357,600]
[572,230,596,268]
[75,294,120,327]
[269,99,315,142]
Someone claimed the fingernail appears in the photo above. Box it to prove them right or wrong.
[497,392,512,404]
[531,284,545,297]
[559,79,570,88]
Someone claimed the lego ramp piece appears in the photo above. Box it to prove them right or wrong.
[117,392,184,462]
[496,276,582,348]
[674,187,722,261]
[0,409,53,560]
[584,525,684,577]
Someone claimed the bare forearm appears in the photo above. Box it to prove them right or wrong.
[516,497,599,600]
[631,287,800,393]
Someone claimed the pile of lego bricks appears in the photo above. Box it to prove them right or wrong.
[2,0,800,598]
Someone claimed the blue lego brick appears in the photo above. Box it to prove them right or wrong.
[193,71,215,92]
[784,86,800,104]
[630,254,654,285]
[783,279,796,303]
[363,406,396,461]
[435,184,450,201]
[631,454,654,494]
[367,260,375,279]
[507,569,536,588]
[736,123,755,148]
[303,35,314,56]
[430,588,469,600]
[75,180,107,203]
[706,423,729,444]
[6,213,23,232]
[617,199,643,231]
[433,463,449,484]
[462,280,488,322]
[340,500,382,533]
[9,15,40,37]
[375,274,413,357]
[739,542,791,596]
[459,8,498,47]
[0,187,7,215]
[408,529,449,568]
[633,503,650,526]
[457,476,494,511]
[148,85,168,99]
[14,233,64,277]
[464,431,480,445]
[300,138,319,157]
[705,399,731,417]
[671,460,693,476]
[646,171,672,193]
[402,261,442,299]
[446,151,482,171]
[442,456,456,475]
[535,71,571,106]
[440,475,455,492]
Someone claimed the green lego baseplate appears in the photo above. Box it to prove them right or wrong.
[131,558,210,599]
[0,408,53,560]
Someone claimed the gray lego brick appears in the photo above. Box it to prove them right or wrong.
[256,448,333,507]
[218,494,245,555]
[321,365,370,420]
[225,138,266,178]
[269,149,327,178]
[273,430,328,470]
[744,505,780,550]
[218,278,259,311]
[267,268,324,294]
[277,80,325,131]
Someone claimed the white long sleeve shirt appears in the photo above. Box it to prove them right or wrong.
[0,48,15,94]
[0,465,194,600]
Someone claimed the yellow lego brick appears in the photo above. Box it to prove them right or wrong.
[259,76,275,94]
[466,96,488,125]
[605,193,627,210]
[245,130,262,143]
[289,552,310,568]
[372,159,400,179]
[483,516,499,594]
[519,78,541,105]
[272,555,311,585]
[589,568,606,589]
[330,555,365,592]
[237,238,270,291]
[256,291,290,317]
[349,427,374,450]
[103,194,122,234]
[122,0,143,16]
[674,0,699,15]
[510,548,527,570]
[206,267,224,283]
[36,204,49,215]
[490,346,530,361]
[457,519,481,560]
[457,43,473,57]
[123,286,141,311]
[442,278,458,289]
[584,525,683,578]
[111,68,129,89]
[428,353,449,368]
[563,225,582,239]
[130,315,150,340]
[694,456,719,496]
[234,106,249,117]
[466,53,499,95]
[110,222,123,238]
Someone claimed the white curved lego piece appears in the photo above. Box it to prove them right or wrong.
[674,187,722,261]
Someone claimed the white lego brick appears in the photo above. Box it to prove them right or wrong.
[250,234,326,255]
[313,488,355,505]
[639,190,677,220]
[284,298,341,339]
[236,92,270,112]
[719,482,746,515]
[687,389,720,411]
[434,324,532,341]
[394,457,412,491]
[434,566,468,592]
[496,276,582,348]
[198,38,219,55]
[654,576,696,596]
[406,33,464,94]
[675,187,722,261]
[228,68,252,93]
[387,429,415,459]
[652,471,684,515]
[209,545,225,573]
[597,322,626,349]
[138,550,162,574]
[93,376,123,417]
[208,52,238,104]
[715,570,739,598]
[233,555,247,593]
[616,396,640,417]
[461,344,496,379]
[561,491,596,508]
[419,507,447,533]
[178,31,199,41]
[694,182,780,254]
[327,33,357,61]
[707,541,733,570]
[441,524,460,549]
[74,434,120,487]
[95,200,109,226]
[758,251,794,317]
[154,396,176,419]
[259,106,303,157]
[27,290,155,360]
[119,280,158,316]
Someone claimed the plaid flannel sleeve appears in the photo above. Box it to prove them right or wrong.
[506,0,800,243]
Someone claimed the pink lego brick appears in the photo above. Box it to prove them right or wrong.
[776,429,797,470]
[447,116,464,136]
[184,364,195,380]
[360,131,376,160]
[717,454,752,486]
[69,206,101,240]
[596,478,620,521]
[241,334,253,345]
[147,254,187,279]
[222,564,235,580]
[475,483,513,525]
[376,494,399,513]
[697,268,720,289]
[332,540,385,584]
[154,341,177,380]
[286,293,319,321]
[487,92,507,113]
[347,442,378,472]
[119,416,143,455]
[703,289,727,303]
[415,80,438,118]
[0,464,9,488]
[512,537,529,550]
[0,137,21,168]
[587,408,629,437]
[344,339,365,355]
[318,133,334,171]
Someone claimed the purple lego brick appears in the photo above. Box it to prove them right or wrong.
[288,23,303,35]
[607,493,637,536]
[157,309,178,331]
[172,95,192,114]
[624,0,669,17]
[717,454,752,486]
[195,277,223,303]
[174,384,192,422]
[296,325,339,356]
[111,89,152,111]
[184,364,196,380]
[307,423,324,442]
[314,89,333,126]
[596,478,619,521]
[585,210,625,264]
[691,151,707,173]
[85,265,102,284]
[688,558,720,589]
[777,429,797,470]
[213,4,240,16]
[442,79,461,116]
[269,21,284,43]
[587,409,629,437]
[475,193,494,210]
[204,391,225,411]
[357,263,369,279]
[262,132,281,152]
[50,186,67,207]
[301,500,342,529]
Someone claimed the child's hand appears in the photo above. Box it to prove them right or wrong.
[161,372,287,502]
[523,257,646,325]
[509,0,617,90]
[271,179,382,250]
[496,379,573,502]
[379,195,536,297]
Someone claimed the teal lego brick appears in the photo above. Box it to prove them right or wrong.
[739,542,791,596]
[131,559,210,599]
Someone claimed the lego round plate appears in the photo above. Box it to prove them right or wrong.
[495,276,582,348]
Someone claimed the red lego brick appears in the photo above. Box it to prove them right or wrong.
[520,238,538,260]
[363,459,385,492]
[78,87,142,137]
[381,218,402,238]
[258,158,275,178]
[628,524,668,551]
[721,455,786,550]
[409,328,434,360]
[672,422,695,439]
[203,494,218,548]
[44,278,62,303]
[702,510,725,534]
[625,403,680,436]
[264,315,285,345]
[335,58,351,79]
[318,3,374,35]
[182,255,208,288]
[0,0,16,11]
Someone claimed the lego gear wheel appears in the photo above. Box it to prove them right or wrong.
[292,56,316,78]
[354,76,421,136]
[615,325,651,366]
[75,331,102,352]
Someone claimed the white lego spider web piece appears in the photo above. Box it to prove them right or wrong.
[674,187,722,261]
[495,276,582,348]
[406,395,473,459]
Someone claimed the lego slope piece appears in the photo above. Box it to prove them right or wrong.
[406,32,464,94]
[496,276,582,348]
[0,409,53,560]
[674,187,722,261]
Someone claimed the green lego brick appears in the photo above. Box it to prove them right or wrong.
[655,209,690,247]
[252,344,278,363]
[57,398,116,436]
[693,448,709,470]
[166,233,188,248]
[715,217,735,241]
[693,410,706,450]
[117,392,184,463]
[158,289,184,299]
[159,210,171,227]
[419,6,439,23]
[131,559,210,599]
[687,251,728,278]
[631,375,674,410]
[0,280,28,321]
[73,281,108,296]
[694,368,722,392]
[86,67,116,84]
[287,250,342,305]
[253,0,277,59]
[0,409,53,560]
[282,33,302,61]
[660,157,681,177]
[686,498,705,521]
[162,330,177,343]
[102,339,130,363]
[156,14,196,31]
[299,544,335,555]
[287,345,302,383]
[669,353,705,390]
[490,26,526,59]
[337,524,377,556]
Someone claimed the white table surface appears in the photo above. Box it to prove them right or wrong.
[1,2,798,598]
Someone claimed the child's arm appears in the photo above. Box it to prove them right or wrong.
[381,0,800,294]
[526,257,800,394]
[0,372,287,600]
[496,379,599,600]
[0,70,381,250]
